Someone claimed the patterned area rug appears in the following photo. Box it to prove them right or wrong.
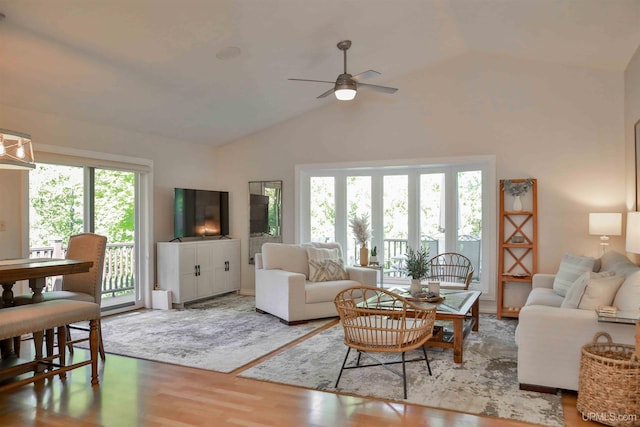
[239,314,564,427]
[86,293,332,373]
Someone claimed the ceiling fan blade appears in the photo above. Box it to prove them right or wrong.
[288,78,335,84]
[316,87,336,98]
[351,70,380,82]
[357,82,398,94]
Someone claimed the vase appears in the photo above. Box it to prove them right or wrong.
[359,246,369,266]
[369,255,378,265]
[410,278,422,295]
[512,195,523,211]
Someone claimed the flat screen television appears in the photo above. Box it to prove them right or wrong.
[174,188,229,238]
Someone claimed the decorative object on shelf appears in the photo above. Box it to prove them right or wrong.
[0,128,35,170]
[349,214,370,266]
[405,246,429,295]
[588,213,622,254]
[503,178,533,211]
[511,235,524,244]
[369,245,378,265]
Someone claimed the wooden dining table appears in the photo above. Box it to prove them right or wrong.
[0,258,94,360]
[0,258,93,308]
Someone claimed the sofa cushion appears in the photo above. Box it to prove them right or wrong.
[612,270,640,312]
[552,253,596,297]
[262,243,310,278]
[578,274,625,310]
[561,271,615,309]
[599,251,639,277]
[309,259,348,282]
[525,288,564,307]
[305,280,358,304]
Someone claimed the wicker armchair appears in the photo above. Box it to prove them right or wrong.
[333,286,436,399]
[425,252,474,290]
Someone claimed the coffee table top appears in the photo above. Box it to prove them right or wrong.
[597,310,640,325]
[371,287,481,316]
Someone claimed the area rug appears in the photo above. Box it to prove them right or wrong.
[239,315,564,427]
[82,293,332,373]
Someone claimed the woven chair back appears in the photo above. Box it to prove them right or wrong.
[334,286,436,353]
[426,252,474,289]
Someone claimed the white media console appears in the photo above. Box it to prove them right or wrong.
[156,239,241,307]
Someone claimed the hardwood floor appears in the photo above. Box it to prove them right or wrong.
[0,344,601,427]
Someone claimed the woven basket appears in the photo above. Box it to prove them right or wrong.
[576,331,640,427]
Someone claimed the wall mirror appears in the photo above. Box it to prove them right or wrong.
[248,180,282,264]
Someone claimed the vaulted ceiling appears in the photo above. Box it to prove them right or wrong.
[1,0,639,146]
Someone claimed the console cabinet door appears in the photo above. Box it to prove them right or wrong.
[213,240,241,293]
[178,244,198,302]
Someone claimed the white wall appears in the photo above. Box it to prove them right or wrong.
[0,104,219,288]
[217,52,626,294]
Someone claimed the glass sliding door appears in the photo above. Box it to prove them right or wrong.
[29,163,139,311]
[93,168,136,306]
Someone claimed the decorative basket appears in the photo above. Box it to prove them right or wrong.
[576,331,640,427]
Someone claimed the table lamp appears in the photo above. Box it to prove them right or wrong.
[589,213,622,253]
[626,211,640,254]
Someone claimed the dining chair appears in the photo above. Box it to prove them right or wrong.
[14,233,107,360]
[333,286,436,399]
[425,252,474,290]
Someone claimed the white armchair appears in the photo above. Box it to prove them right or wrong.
[255,242,377,324]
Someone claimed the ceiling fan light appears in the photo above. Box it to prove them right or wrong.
[335,88,356,101]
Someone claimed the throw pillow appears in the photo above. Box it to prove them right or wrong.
[552,253,597,297]
[308,258,349,282]
[561,271,615,309]
[577,275,625,310]
[306,247,340,262]
[612,270,640,312]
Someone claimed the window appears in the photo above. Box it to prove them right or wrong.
[297,156,495,296]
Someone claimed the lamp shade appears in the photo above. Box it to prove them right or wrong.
[0,128,35,170]
[589,213,622,236]
[626,212,640,254]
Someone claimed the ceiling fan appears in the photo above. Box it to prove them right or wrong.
[289,40,398,101]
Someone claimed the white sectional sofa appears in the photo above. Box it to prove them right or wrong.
[254,242,377,324]
[516,251,640,391]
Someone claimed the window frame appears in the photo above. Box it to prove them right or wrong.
[295,155,497,299]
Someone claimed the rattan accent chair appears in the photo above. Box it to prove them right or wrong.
[425,252,474,290]
[333,286,437,399]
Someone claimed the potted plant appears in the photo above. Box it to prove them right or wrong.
[369,246,378,265]
[405,246,429,295]
[503,179,533,211]
[349,214,370,266]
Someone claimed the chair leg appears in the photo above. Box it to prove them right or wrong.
[45,329,55,360]
[402,352,407,399]
[89,319,99,386]
[57,325,67,380]
[97,320,105,361]
[335,347,351,388]
[66,325,74,355]
[12,336,21,357]
[422,345,432,376]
